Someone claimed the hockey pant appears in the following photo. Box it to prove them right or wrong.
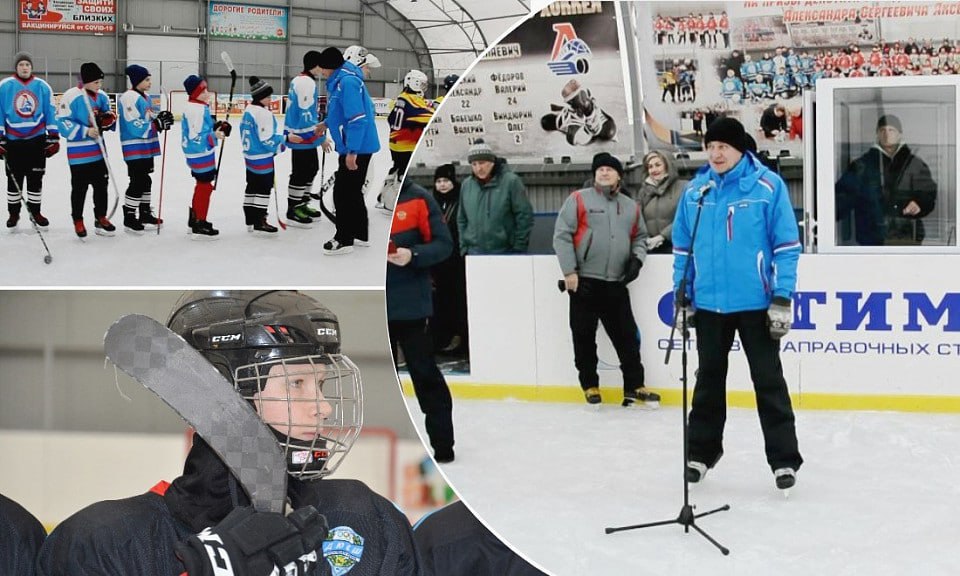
[5,136,46,216]
[70,160,109,221]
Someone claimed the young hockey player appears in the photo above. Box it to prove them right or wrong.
[56,62,117,238]
[284,50,332,228]
[377,69,434,214]
[180,74,229,238]
[0,51,58,230]
[118,64,173,234]
[37,290,423,576]
[432,74,459,108]
[239,76,284,235]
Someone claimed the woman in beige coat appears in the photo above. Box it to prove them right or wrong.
[638,150,687,254]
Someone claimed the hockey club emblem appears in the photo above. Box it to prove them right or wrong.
[547,23,592,76]
[14,90,38,118]
[323,526,365,576]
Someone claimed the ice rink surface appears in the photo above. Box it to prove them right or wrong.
[1,119,396,287]
[406,397,960,576]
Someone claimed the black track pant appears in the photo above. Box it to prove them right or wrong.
[70,160,109,221]
[688,309,803,472]
[389,318,454,453]
[333,153,372,244]
[568,278,644,393]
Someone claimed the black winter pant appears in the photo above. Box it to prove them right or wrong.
[333,153,372,244]
[5,136,46,213]
[70,160,109,221]
[389,318,454,453]
[569,278,644,393]
[689,309,803,472]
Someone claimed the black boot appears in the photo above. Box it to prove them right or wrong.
[123,207,145,234]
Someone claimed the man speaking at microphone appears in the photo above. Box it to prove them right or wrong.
[671,117,803,492]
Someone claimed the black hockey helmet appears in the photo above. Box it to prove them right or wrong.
[167,290,363,480]
[443,74,459,92]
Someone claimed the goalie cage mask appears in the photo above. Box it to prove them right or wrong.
[167,290,363,481]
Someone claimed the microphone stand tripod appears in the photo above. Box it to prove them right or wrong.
[605,185,730,555]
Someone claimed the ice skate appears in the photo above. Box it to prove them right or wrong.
[140,206,162,228]
[583,387,601,409]
[94,216,116,237]
[190,220,220,240]
[27,207,49,228]
[622,387,661,409]
[6,210,19,231]
[774,467,796,497]
[286,205,314,229]
[248,218,278,237]
[73,219,87,239]
[123,207,145,235]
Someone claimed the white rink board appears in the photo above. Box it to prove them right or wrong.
[466,254,960,397]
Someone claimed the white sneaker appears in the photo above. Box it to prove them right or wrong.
[774,467,796,490]
[354,239,370,247]
[685,461,708,483]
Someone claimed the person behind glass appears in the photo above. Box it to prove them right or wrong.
[180,74,229,238]
[56,62,117,238]
[672,117,802,491]
[387,176,455,463]
[760,103,788,141]
[431,164,468,355]
[316,47,380,255]
[638,150,687,255]
[835,114,937,246]
[457,139,533,255]
[554,152,660,408]
[1,493,46,576]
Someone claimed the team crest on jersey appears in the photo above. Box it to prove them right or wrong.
[14,90,38,118]
[322,526,365,576]
[395,210,406,221]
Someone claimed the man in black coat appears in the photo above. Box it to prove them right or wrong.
[835,114,937,246]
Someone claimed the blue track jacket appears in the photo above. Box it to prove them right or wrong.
[324,62,380,155]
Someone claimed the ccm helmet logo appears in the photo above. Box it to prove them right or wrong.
[317,328,338,337]
[211,334,242,343]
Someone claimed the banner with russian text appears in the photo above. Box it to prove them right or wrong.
[418,1,629,165]
[208,2,288,42]
[637,1,960,156]
[19,0,116,34]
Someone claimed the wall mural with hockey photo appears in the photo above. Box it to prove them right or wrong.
[637,1,960,156]
[417,1,629,165]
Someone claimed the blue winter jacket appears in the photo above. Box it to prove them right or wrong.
[324,61,380,155]
[672,153,800,313]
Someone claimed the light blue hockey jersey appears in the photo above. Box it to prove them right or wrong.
[181,100,216,174]
[283,73,322,150]
[118,89,160,162]
[240,104,284,174]
[56,87,112,166]
[0,75,58,140]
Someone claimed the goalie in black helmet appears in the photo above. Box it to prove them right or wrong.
[38,290,423,576]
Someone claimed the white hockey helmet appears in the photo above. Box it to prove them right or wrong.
[343,45,381,69]
[403,69,429,94]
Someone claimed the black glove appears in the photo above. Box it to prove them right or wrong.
[675,288,691,308]
[214,120,232,137]
[0,136,7,159]
[44,134,60,158]
[767,296,792,339]
[621,256,643,285]
[175,506,327,576]
[154,110,174,132]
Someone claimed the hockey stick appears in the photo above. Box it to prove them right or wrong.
[79,86,121,219]
[212,51,238,191]
[273,173,286,230]
[317,150,336,223]
[104,314,288,513]
[3,157,52,264]
[156,88,170,235]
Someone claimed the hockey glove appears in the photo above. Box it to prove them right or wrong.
[214,120,232,137]
[0,136,6,159]
[621,256,643,286]
[674,288,691,308]
[96,111,117,133]
[175,505,327,576]
[154,110,174,132]
[44,134,60,158]
[767,296,792,340]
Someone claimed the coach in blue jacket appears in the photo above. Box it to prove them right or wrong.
[317,46,381,255]
[672,117,803,492]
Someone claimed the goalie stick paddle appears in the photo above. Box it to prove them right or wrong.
[104,314,288,514]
